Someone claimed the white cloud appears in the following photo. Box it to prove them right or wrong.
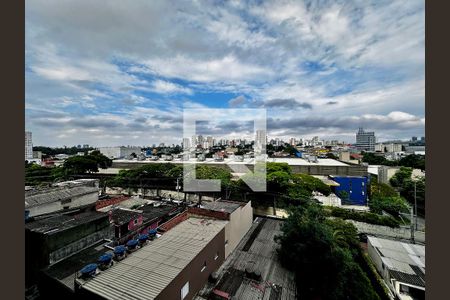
[150,80,193,95]
[25,0,425,145]
[143,55,273,83]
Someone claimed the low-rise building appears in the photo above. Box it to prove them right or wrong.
[367,236,425,300]
[329,175,368,206]
[25,180,99,218]
[378,166,425,185]
[98,146,142,159]
[198,200,253,258]
[109,204,180,244]
[76,216,228,300]
[25,210,111,288]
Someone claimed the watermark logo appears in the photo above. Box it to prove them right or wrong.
[183,108,267,192]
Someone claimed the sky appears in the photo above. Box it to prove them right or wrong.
[25,0,425,147]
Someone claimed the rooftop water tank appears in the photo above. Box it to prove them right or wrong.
[148,229,157,240]
[138,234,149,243]
[98,253,113,265]
[126,239,138,250]
[114,245,126,256]
[80,263,97,278]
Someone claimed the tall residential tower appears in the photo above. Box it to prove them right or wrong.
[25,131,33,160]
[355,127,376,151]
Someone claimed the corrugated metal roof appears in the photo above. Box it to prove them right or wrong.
[197,218,297,299]
[389,269,425,288]
[25,185,98,208]
[368,236,425,288]
[80,217,227,300]
[25,211,108,234]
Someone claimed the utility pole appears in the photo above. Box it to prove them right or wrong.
[410,205,415,243]
[176,177,181,201]
[414,180,418,230]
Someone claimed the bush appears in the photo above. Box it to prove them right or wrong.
[369,196,409,216]
[326,207,400,228]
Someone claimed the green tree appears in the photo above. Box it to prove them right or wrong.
[88,150,113,169]
[389,167,413,187]
[362,153,392,165]
[276,204,380,300]
[292,173,331,196]
[267,171,291,191]
[326,152,338,159]
[369,196,409,216]
[370,181,398,198]
[63,156,99,174]
[398,154,425,170]
[266,162,291,175]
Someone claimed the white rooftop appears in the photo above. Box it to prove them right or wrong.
[113,157,349,167]
[368,236,425,276]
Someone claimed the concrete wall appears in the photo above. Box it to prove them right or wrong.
[28,191,98,218]
[99,147,141,159]
[350,220,425,244]
[155,228,225,300]
[111,161,368,177]
[105,187,215,202]
[224,201,253,258]
[379,166,425,185]
[49,226,112,264]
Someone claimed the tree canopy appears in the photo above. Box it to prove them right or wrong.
[63,151,112,174]
[276,202,380,300]
[362,153,425,170]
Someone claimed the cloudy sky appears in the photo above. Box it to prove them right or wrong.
[25,0,425,147]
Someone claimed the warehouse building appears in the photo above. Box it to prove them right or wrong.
[98,146,142,159]
[76,216,228,300]
[26,210,111,289]
[25,180,99,218]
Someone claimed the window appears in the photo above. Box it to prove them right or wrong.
[63,206,70,210]
[181,281,189,299]
[201,261,206,272]
[362,191,365,195]
[400,284,410,294]
[214,252,219,260]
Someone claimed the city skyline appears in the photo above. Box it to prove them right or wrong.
[26,0,424,146]
[27,129,423,149]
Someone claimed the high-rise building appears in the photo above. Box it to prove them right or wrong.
[206,136,214,148]
[197,135,204,147]
[182,138,190,150]
[355,127,376,151]
[25,131,33,160]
